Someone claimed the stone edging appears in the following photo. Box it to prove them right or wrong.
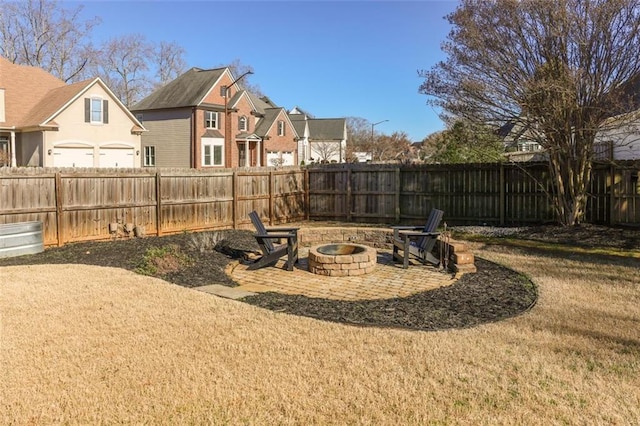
[296,226,476,274]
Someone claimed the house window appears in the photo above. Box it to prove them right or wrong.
[202,138,224,166]
[277,120,285,136]
[84,97,109,124]
[239,144,247,166]
[220,85,228,97]
[205,111,219,129]
[143,146,155,167]
[0,136,8,166]
[91,98,102,122]
[239,116,248,131]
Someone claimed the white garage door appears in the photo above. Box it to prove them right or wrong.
[266,151,280,166]
[99,148,135,168]
[53,147,94,168]
[281,151,294,166]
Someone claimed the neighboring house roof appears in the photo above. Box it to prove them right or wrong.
[254,108,283,136]
[308,118,346,140]
[246,91,273,115]
[21,79,93,128]
[288,114,307,137]
[131,67,227,111]
[254,108,299,138]
[0,56,66,127]
[289,105,314,117]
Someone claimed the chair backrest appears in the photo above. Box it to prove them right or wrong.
[249,210,275,252]
[417,208,444,250]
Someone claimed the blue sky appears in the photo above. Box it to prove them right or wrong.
[73,0,458,141]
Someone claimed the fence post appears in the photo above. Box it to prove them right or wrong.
[269,170,275,225]
[395,167,401,223]
[232,170,238,229]
[346,166,352,222]
[304,168,310,220]
[499,163,505,226]
[609,162,616,226]
[54,172,63,247]
[155,172,163,236]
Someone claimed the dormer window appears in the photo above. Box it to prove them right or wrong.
[239,116,248,131]
[205,111,218,129]
[277,120,285,136]
[84,97,109,124]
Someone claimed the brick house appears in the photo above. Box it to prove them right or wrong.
[130,67,299,168]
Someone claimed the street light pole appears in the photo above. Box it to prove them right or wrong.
[223,70,253,167]
[371,119,389,141]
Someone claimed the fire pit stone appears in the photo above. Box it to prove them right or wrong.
[308,243,377,277]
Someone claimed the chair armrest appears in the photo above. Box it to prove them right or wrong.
[265,228,300,233]
[254,233,297,240]
[397,230,440,241]
[264,227,299,233]
[393,225,426,239]
[391,225,424,230]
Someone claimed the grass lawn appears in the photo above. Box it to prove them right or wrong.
[1,238,638,424]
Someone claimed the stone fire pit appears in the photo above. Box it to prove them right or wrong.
[308,243,377,277]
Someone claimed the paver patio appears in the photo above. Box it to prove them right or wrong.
[225,248,458,301]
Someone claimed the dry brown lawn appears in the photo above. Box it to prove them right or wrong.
[1,244,638,424]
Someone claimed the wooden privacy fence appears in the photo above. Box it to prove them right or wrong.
[307,161,640,226]
[2,161,639,246]
[0,167,306,246]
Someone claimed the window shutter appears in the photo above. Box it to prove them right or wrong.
[103,100,109,123]
[84,98,90,122]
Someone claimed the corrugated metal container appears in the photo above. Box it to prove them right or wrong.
[0,221,44,258]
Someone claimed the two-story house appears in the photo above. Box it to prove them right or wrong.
[130,67,299,168]
[289,107,348,163]
[0,57,144,168]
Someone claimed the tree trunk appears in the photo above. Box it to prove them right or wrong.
[547,142,592,226]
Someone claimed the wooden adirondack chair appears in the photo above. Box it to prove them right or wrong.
[392,208,444,269]
[248,211,299,271]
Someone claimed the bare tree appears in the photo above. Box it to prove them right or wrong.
[371,131,412,162]
[419,0,640,225]
[95,34,154,107]
[311,141,342,163]
[0,0,100,82]
[221,59,263,97]
[155,41,187,88]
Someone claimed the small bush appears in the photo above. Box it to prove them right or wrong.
[135,244,193,276]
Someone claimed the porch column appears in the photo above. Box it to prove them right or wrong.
[257,139,261,167]
[245,140,249,167]
[10,131,16,167]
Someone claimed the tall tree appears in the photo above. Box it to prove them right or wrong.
[0,0,100,82]
[95,34,154,107]
[154,41,187,88]
[344,116,371,160]
[419,0,640,225]
[371,131,413,162]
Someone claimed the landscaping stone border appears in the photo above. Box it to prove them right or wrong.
[296,226,476,274]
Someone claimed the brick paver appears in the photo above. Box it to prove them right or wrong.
[227,248,458,301]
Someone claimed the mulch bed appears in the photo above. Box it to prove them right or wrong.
[0,227,542,331]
